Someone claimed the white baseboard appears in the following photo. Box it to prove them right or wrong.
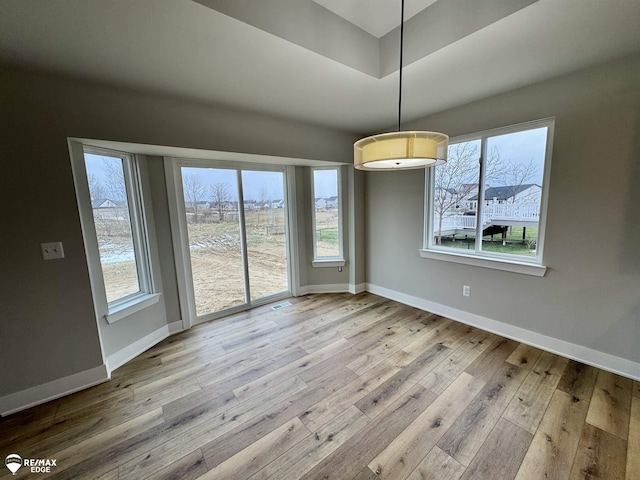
[298,283,351,295]
[366,283,640,382]
[106,324,172,373]
[297,283,365,296]
[168,320,185,334]
[1,320,185,417]
[0,364,110,417]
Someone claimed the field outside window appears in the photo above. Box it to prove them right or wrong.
[312,168,342,260]
[179,166,289,317]
[84,151,148,304]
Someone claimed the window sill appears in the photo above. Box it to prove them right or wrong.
[419,249,547,277]
[312,259,346,268]
[105,293,162,324]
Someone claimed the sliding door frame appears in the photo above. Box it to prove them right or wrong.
[165,157,294,329]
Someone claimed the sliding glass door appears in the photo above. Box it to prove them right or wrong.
[242,170,289,301]
[181,167,245,316]
[171,161,290,324]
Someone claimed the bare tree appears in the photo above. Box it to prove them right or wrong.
[211,182,231,223]
[88,174,106,201]
[101,159,129,230]
[258,187,269,210]
[87,172,112,238]
[102,159,126,202]
[183,173,207,223]
[496,157,539,203]
[257,187,270,223]
[483,145,503,186]
[433,142,481,242]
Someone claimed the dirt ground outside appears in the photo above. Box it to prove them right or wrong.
[98,207,339,314]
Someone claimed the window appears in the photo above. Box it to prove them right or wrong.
[74,145,155,317]
[311,167,344,265]
[173,164,290,320]
[423,119,554,275]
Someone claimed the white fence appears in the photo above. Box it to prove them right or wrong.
[435,203,540,233]
[484,203,540,220]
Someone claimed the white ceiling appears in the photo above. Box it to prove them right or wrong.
[312,0,438,37]
[1,0,639,134]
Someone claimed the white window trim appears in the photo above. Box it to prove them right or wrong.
[419,249,546,276]
[423,118,554,276]
[311,259,346,268]
[311,166,344,265]
[69,141,156,322]
[105,293,162,324]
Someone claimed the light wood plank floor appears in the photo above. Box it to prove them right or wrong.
[2,293,638,480]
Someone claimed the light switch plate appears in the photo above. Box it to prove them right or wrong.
[41,242,65,260]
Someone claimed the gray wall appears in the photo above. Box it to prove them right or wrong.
[349,168,366,288]
[366,53,640,364]
[0,68,356,397]
[146,157,181,327]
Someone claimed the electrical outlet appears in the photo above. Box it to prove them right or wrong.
[41,242,65,260]
[463,285,470,297]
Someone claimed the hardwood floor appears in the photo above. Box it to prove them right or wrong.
[2,293,638,480]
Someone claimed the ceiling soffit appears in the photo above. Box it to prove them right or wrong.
[312,0,439,38]
[193,0,538,78]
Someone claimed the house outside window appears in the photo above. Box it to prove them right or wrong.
[423,119,554,274]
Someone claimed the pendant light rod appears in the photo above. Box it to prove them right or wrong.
[398,0,405,132]
[353,0,449,171]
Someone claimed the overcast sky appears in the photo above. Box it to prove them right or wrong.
[486,126,547,185]
[180,167,285,202]
[85,155,339,201]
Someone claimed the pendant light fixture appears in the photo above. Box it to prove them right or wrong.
[354,0,448,170]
